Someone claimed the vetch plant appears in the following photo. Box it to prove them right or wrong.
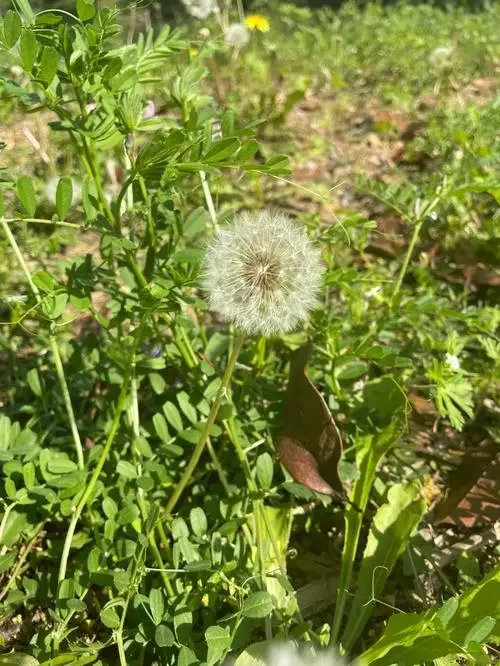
[0,1,498,663]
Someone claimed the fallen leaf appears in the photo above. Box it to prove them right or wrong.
[434,440,500,527]
[276,343,345,499]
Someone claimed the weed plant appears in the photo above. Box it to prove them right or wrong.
[0,1,498,665]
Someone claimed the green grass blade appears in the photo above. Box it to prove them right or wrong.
[330,421,403,646]
[341,483,426,652]
[12,0,35,23]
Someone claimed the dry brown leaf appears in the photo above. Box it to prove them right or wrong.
[434,440,500,527]
[276,343,345,499]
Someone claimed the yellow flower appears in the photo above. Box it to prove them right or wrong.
[244,14,270,32]
[190,47,198,56]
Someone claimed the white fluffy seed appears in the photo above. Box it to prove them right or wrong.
[202,210,324,336]
[181,0,215,20]
[225,23,250,48]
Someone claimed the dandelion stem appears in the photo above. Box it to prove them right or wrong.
[236,0,245,22]
[162,331,245,518]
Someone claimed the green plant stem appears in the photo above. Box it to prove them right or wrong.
[0,522,45,603]
[236,0,245,22]
[206,437,231,494]
[391,218,424,305]
[116,629,127,666]
[137,176,156,280]
[226,418,287,575]
[1,217,85,471]
[116,537,148,666]
[80,135,114,221]
[130,361,174,598]
[174,324,199,368]
[115,174,136,233]
[1,218,41,296]
[330,503,363,647]
[5,217,80,229]
[150,530,174,596]
[199,169,218,232]
[391,191,442,306]
[123,145,135,212]
[206,436,255,549]
[49,335,84,470]
[0,502,17,546]
[57,324,145,584]
[162,332,245,518]
[156,522,174,560]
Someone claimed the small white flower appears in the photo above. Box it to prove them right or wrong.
[181,0,215,19]
[225,23,250,48]
[199,27,211,39]
[353,379,366,392]
[9,65,24,78]
[364,286,382,300]
[202,210,324,336]
[143,100,156,119]
[445,352,460,371]
[211,119,222,142]
[5,294,28,303]
[429,46,453,69]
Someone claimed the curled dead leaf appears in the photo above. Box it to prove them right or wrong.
[434,440,500,528]
[276,342,345,499]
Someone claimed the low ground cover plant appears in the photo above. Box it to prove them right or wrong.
[0,1,498,664]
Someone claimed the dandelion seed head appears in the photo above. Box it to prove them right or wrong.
[202,210,324,336]
[225,23,250,48]
[429,46,453,68]
[181,0,215,20]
